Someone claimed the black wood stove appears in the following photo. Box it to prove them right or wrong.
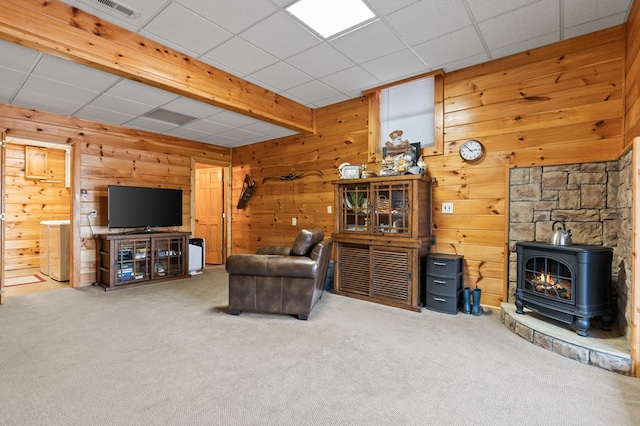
[515,242,613,336]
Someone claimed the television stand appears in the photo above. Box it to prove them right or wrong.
[95,231,190,290]
[123,227,171,234]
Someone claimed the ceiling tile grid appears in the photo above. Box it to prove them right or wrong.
[0,0,633,147]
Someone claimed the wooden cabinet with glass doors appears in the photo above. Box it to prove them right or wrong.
[331,175,432,311]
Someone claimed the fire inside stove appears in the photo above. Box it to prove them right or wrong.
[523,256,573,302]
[527,272,572,300]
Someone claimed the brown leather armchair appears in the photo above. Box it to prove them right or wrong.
[225,228,333,320]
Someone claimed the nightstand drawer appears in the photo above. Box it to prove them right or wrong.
[426,254,463,277]
[426,275,462,296]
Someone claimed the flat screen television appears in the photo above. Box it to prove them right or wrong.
[108,185,183,231]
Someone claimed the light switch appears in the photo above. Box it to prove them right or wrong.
[442,202,454,214]
[327,205,332,214]
[292,217,297,225]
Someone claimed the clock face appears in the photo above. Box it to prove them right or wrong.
[459,140,485,162]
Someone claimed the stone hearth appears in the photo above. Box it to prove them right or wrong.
[501,304,631,375]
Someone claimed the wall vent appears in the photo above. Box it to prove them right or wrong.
[94,0,140,18]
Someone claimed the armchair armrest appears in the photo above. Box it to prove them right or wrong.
[226,254,318,279]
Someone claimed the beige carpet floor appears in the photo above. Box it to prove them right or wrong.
[1,265,639,425]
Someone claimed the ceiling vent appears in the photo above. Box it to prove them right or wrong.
[142,109,197,126]
[94,0,140,18]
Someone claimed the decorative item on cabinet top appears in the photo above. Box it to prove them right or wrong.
[339,163,361,179]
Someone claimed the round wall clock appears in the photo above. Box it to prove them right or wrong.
[459,139,485,162]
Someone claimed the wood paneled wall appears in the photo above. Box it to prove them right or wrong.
[230,26,627,310]
[4,143,70,271]
[230,97,369,253]
[431,25,626,307]
[626,1,640,147]
[0,104,230,286]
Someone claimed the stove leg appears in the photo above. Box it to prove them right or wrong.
[600,313,613,331]
[515,298,524,314]
[575,316,591,336]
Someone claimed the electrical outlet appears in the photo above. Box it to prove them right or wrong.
[90,210,97,218]
[442,202,454,214]
[292,217,297,226]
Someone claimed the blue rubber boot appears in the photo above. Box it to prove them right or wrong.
[472,287,483,316]
[462,287,471,314]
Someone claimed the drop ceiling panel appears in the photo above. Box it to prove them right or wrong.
[126,116,179,133]
[161,97,226,119]
[75,105,136,125]
[31,55,119,91]
[105,80,178,106]
[182,119,233,134]
[178,0,277,33]
[208,110,266,128]
[164,126,211,141]
[479,0,558,50]
[413,27,487,70]
[367,0,422,16]
[90,94,156,116]
[564,13,629,39]
[286,44,355,79]
[564,0,632,26]
[285,80,341,105]
[329,20,406,64]
[203,37,278,76]
[0,68,27,94]
[249,61,314,92]
[320,67,380,96]
[465,0,538,22]
[22,75,99,105]
[0,41,40,71]
[13,90,85,115]
[385,0,472,46]
[240,11,321,59]
[361,49,427,83]
[489,32,559,60]
[142,2,233,56]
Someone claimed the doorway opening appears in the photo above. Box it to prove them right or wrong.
[2,136,73,298]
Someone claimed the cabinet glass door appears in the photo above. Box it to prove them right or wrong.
[153,237,185,278]
[115,239,150,284]
[338,184,370,233]
[372,182,410,235]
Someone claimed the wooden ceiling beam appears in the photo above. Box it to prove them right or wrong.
[0,0,314,134]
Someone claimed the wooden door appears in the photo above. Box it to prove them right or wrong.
[195,166,224,264]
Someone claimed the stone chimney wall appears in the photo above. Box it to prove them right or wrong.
[507,149,633,342]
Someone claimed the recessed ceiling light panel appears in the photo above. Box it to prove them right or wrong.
[286,0,376,39]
